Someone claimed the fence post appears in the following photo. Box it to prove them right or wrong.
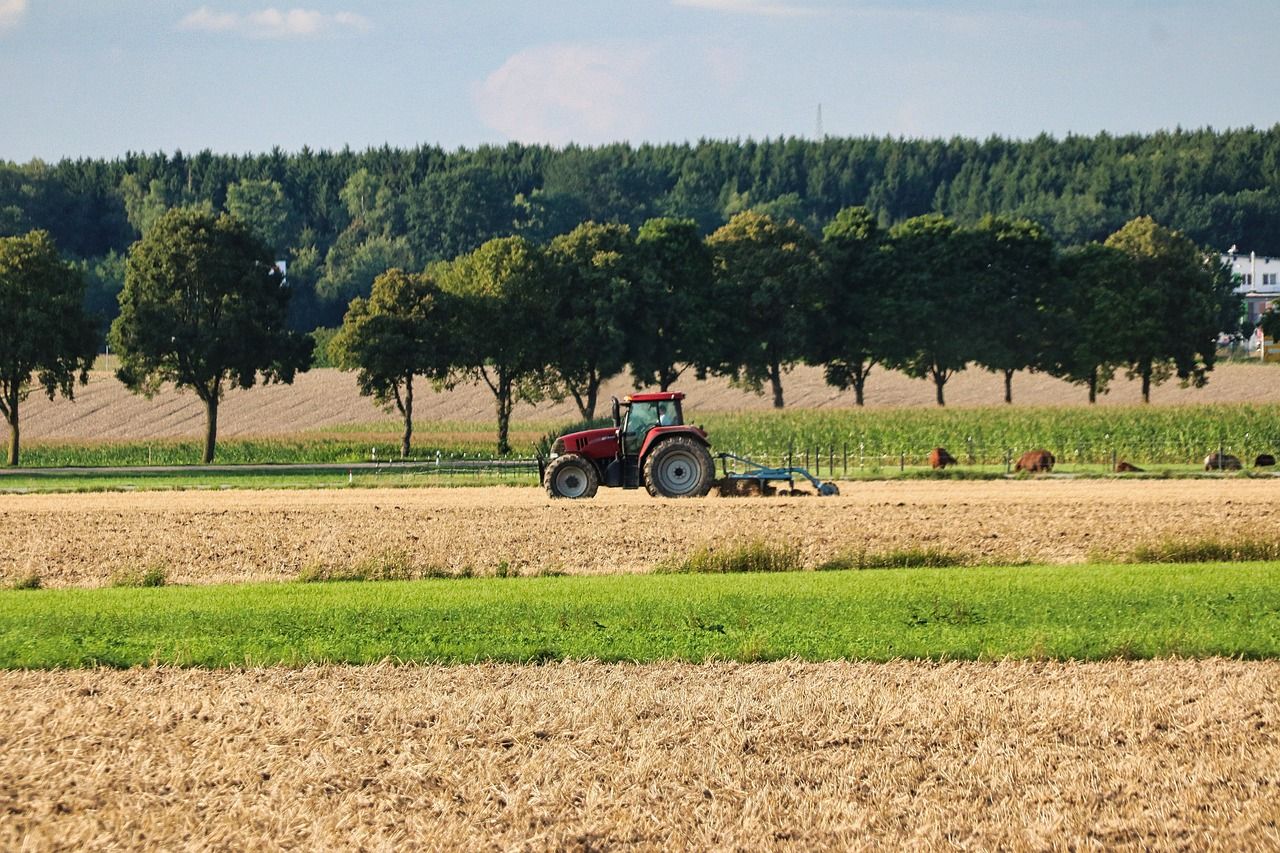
[899,452,905,472]
[1219,437,1225,471]
[859,442,864,470]
[843,443,848,475]
[966,436,974,465]
[829,445,835,477]
[1005,449,1012,474]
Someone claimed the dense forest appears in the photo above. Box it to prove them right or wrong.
[2,127,1277,335]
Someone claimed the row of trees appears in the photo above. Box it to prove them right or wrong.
[5,127,1280,337]
[0,203,1238,464]
[330,210,1236,456]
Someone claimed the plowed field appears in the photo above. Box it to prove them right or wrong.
[4,479,1275,587]
[4,660,1277,850]
[18,361,1280,440]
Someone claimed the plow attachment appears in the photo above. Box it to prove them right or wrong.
[712,452,840,497]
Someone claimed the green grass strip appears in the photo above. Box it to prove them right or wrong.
[2,563,1278,669]
[0,469,537,494]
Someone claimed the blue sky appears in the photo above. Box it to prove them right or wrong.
[3,0,1279,161]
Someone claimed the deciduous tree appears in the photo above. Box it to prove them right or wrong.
[435,236,555,454]
[110,208,312,463]
[1045,243,1136,403]
[814,206,893,406]
[1104,217,1236,403]
[969,215,1056,404]
[629,217,715,392]
[0,231,97,465]
[706,212,823,408]
[882,214,978,406]
[328,269,456,458]
[546,222,635,418]
[225,179,295,252]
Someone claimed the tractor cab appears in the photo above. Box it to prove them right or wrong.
[616,393,684,455]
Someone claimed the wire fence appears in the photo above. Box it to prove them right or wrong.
[719,436,1280,475]
[375,433,1280,483]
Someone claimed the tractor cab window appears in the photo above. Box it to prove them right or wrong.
[623,402,661,453]
[624,399,683,453]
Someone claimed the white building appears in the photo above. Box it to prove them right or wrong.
[1223,248,1280,325]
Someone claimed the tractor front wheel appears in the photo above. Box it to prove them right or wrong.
[545,454,599,499]
[643,437,714,498]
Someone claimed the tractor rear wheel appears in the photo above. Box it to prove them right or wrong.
[643,437,714,498]
[545,454,599,499]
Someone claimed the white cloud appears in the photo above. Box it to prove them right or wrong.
[178,6,238,32]
[0,0,28,31]
[672,0,818,17]
[472,43,657,146]
[177,6,371,39]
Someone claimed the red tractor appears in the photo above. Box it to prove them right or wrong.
[542,392,715,498]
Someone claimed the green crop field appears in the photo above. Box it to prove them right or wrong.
[17,402,1280,472]
[0,468,536,494]
[698,403,1280,469]
[2,562,1277,668]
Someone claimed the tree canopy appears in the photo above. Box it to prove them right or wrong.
[434,236,556,454]
[629,217,715,392]
[0,231,97,465]
[814,206,892,406]
[4,129,1277,335]
[1103,217,1237,402]
[706,211,824,408]
[545,221,635,419]
[328,268,456,458]
[882,214,977,406]
[109,207,313,462]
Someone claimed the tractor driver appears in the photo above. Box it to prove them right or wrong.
[624,401,660,454]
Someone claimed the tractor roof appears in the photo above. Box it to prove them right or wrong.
[624,392,685,403]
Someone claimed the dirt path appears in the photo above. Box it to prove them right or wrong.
[3,479,1275,587]
[3,660,1276,850]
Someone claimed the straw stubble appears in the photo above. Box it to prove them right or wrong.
[2,660,1277,849]
[3,479,1280,587]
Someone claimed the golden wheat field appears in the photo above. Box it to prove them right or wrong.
[2,478,1276,587]
[3,659,1277,850]
[18,361,1280,440]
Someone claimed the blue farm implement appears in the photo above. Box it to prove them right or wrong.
[712,452,840,497]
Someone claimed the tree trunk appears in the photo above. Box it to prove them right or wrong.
[587,380,599,421]
[496,377,513,456]
[932,369,946,407]
[202,395,218,464]
[5,393,18,467]
[658,365,681,392]
[1003,369,1014,404]
[853,374,866,407]
[400,376,413,459]
[769,361,784,409]
[1088,368,1098,404]
[575,375,599,421]
[1140,363,1152,404]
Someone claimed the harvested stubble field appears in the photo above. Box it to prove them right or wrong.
[3,479,1279,587]
[17,361,1280,441]
[3,660,1277,850]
